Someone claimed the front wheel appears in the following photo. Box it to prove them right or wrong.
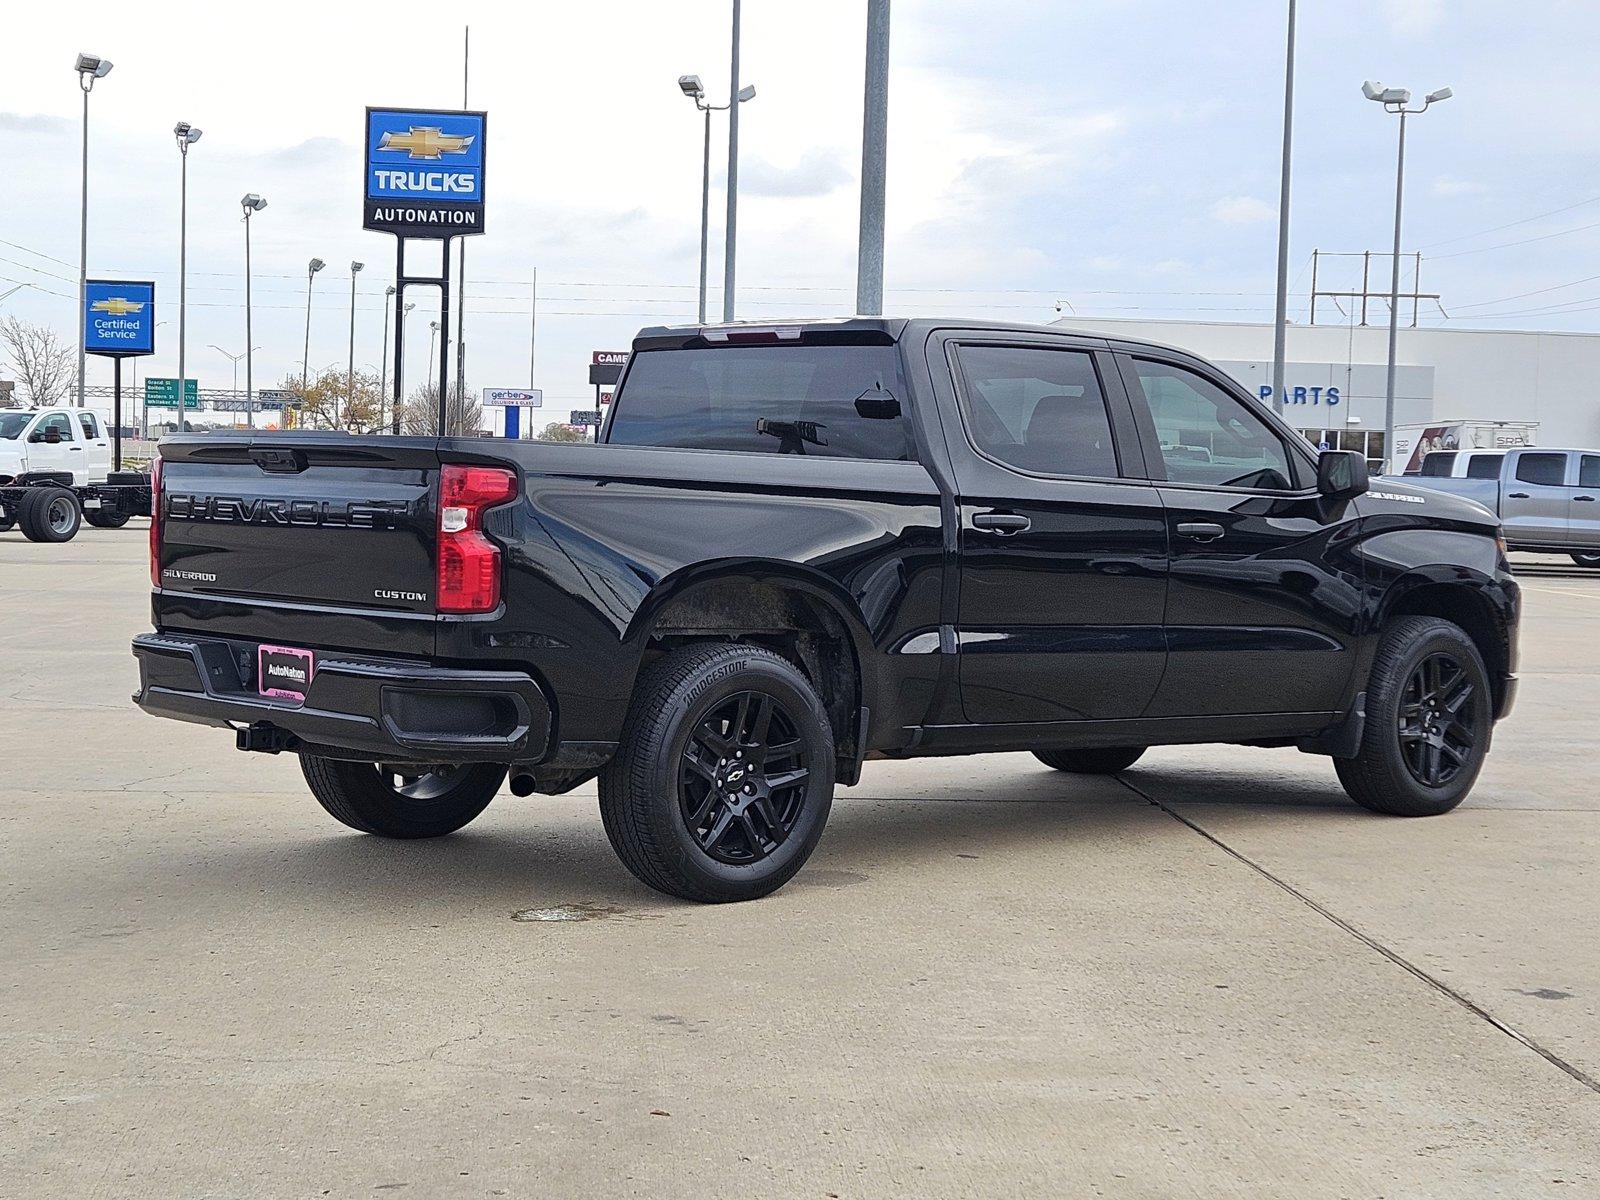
[299,756,505,838]
[1572,553,1600,569]
[1335,616,1492,817]
[1035,746,1146,774]
[599,643,836,903]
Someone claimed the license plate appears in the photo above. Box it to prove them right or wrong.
[258,645,315,702]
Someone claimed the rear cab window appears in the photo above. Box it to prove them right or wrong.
[1420,452,1457,477]
[606,338,913,461]
[1465,453,1503,479]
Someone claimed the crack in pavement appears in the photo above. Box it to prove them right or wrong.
[1115,774,1600,1099]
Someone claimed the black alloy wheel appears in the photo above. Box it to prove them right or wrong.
[679,690,811,864]
[1397,652,1479,788]
[299,754,505,838]
[1572,553,1600,569]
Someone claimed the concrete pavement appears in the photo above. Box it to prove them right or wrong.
[3,527,1597,1198]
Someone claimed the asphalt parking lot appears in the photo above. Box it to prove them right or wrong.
[4,525,1598,1198]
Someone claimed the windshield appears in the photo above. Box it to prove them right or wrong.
[0,413,33,440]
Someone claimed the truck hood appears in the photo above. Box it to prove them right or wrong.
[1363,478,1498,529]
[0,441,25,482]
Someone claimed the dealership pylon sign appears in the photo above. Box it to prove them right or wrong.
[365,106,488,436]
[363,108,488,238]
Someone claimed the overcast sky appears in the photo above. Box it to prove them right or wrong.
[3,0,1598,414]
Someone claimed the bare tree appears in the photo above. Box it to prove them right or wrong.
[402,382,484,437]
[1,318,75,406]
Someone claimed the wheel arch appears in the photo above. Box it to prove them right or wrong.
[1376,571,1514,712]
[625,561,875,781]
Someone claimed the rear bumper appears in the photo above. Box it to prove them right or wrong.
[132,632,552,764]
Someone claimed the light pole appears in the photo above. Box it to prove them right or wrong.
[1362,80,1452,474]
[678,75,755,324]
[723,0,742,322]
[240,194,267,422]
[856,0,891,315]
[1269,0,1296,417]
[210,344,250,425]
[427,320,441,383]
[74,52,113,407]
[302,257,325,412]
[344,261,364,429]
[379,285,395,432]
[174,122,203,416]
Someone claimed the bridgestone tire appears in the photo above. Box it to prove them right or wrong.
[19,487,80,543]
[1335,616,1491,817]
[299,755,505,838]
[599,643,836,903]
[1572,553,1600,569]
[85,509,131,529]
[1034,746,1146,774]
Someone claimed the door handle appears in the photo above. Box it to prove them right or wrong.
[1576,496,1596,502]
[1508,492,1530,499]
[67,446,84,452]
[1176,521,1226,542]
[971,511,1031,535]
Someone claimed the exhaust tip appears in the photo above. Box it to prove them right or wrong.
[509,771,536,797]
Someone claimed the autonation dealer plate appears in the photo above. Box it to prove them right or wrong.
[258,645,315,702]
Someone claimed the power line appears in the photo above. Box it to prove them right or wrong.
[1429,218,1600,260]
[1417,193,1600,251]
[1452,272,1600,311]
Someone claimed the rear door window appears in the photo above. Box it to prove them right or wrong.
[1580,455,1600,489]
[1515,452,1568,486]
[1465,454,1503,479]
[607,342,913,460]
[951,345,1122,479]
[77,412,102,440]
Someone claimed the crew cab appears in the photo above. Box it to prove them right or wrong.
[0,407,149,541]
[1408,447,1600,568]
[133,319,1521,902]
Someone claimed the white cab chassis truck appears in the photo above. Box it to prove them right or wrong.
[0,407,152,542]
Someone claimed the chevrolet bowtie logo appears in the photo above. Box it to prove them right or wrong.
[377,127,475,159]
[91,297,145,316]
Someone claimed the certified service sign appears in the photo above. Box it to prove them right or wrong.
[83,279,155,358]
[363,107,487,238]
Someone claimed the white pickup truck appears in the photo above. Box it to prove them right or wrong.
[0,407,151,541]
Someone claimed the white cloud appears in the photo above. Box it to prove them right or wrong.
[1386,0,1446,36]
[1210,196,1276,225]
[1433,176,1489,197]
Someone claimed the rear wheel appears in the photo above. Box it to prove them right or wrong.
[1335,616,1491,816]
[19,487,80,543]
[1035,746,1146,774]
[1572,553,1600,569]
[599,643,835,903]
[299,755,505,838]
[0,507,14,533]
[85,508,131,529]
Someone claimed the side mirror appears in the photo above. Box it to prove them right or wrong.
[31,426,62,444]
[853,385,901,421]
[1317,449,1368,501]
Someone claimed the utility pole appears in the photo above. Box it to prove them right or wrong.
[856,0,891,315]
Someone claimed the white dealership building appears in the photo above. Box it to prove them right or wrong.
[1053,316,1600,470]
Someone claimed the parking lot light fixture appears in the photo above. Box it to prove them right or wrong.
[174,123,202,426]
[345,262,364,429]
[1363,79,1453,474]
[240,194,267,419]
[74,52,114,408]
[680,71,755,323]
[303,258,325,401]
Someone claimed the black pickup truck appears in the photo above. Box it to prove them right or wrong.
[134,318,1520,902]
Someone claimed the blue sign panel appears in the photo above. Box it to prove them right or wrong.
[363,107,487,238]
[83,279,155,358]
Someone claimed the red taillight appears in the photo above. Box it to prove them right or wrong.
[149,455,163,587]
[437,464,517,613]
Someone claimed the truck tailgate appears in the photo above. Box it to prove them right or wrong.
[155,436,441,658]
